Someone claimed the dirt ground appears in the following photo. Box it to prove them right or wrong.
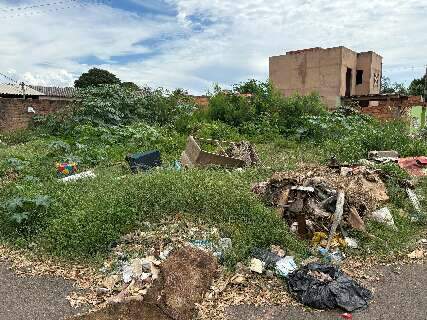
[226,262,427,320]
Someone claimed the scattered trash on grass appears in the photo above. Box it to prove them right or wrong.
[250,258,265,274]
[406,188,423,215]
[287,263,372,312]
[370,207,395,228]
[56,162,78,177]
[368,150,399,163]
[125,150,161,173]
[61,171,96,182]
[275,256,297,277]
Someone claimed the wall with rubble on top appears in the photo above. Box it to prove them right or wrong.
[0,98,70,132]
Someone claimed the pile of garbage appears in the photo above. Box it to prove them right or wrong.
[94,219,231,306]
[252,165,389,240]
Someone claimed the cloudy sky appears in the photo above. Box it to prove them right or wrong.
[0,0,425,94]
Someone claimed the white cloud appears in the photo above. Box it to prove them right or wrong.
[0,0,425,92]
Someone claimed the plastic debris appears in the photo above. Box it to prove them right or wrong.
[249,258,265,274]
[251,248,282,269]
[287,263,372,312]
[60,171,96,182]
[341,313,353,319]
[56,162,77,177]
[370,207,395,227]
[344,237,359,249]
[406,188,423,214]
[122,264,133,283]
[318,247,345,264]
[275,256,297,277]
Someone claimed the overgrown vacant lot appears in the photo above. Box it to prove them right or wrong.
[1,81,426,266]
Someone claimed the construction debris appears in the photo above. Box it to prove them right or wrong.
[180,136,258,169]
[252,165,389,237]
[398,157,427,177]
[224,141,259,166]
[368,150,399,163]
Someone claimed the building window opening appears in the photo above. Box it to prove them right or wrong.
[356,70,363,85]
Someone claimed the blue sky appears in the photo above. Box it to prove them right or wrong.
[0,0,426,94]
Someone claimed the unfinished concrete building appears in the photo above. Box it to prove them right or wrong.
[269,46,383,109]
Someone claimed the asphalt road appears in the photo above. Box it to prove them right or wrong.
[0,262,81,320]
[227,262,427,320]
[1,260,425,320]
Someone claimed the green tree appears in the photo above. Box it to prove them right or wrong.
[74,68,121,88]
[380,76,408,95]
[408,76,426,96]
[121,82,140,91]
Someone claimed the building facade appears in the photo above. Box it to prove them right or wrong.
[269,46,383,109]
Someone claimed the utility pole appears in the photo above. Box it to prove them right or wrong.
[421,66,427,128]
[20,82,26,100]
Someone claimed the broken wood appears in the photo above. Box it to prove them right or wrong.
[348,207,366,231]
[326,191,345,250]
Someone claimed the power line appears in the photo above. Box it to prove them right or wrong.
[0,72,19,84]
[0,0,111,18]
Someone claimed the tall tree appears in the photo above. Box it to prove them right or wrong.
[408,75,426,96]
[74,68,121,88]
[121,82,140,91]
[380,76,408,95]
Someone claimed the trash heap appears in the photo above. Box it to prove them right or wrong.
[94,219,231,307]
[252,165,390,240]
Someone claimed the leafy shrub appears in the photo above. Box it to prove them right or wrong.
[36,85,197,133]
[208,91,256,126]
[2,195,51,235]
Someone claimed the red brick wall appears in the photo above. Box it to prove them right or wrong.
[0,98,70,132]
[360,96,424,121]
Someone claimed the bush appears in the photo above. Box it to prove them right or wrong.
[208,91,256,126]
[36,85,197,133]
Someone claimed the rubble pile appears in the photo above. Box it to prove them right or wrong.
[252,165,390,238]
[225,141,259,166]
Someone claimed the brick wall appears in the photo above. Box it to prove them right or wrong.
[360,96,424,121]
[0,98,70,132]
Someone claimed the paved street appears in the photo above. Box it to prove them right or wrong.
[227,262,427,320]
[0,263,81,320]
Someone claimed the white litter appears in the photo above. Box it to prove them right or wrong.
[61,171,96,183]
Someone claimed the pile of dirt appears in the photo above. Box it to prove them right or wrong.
[252,165,389,237]
[147,246,218,320]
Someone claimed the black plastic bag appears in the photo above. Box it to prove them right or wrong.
[126,150,161,173]
[251,248,282,269]
[287,263,372,312]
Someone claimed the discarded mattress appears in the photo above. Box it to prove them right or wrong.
[287,263,372,312]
